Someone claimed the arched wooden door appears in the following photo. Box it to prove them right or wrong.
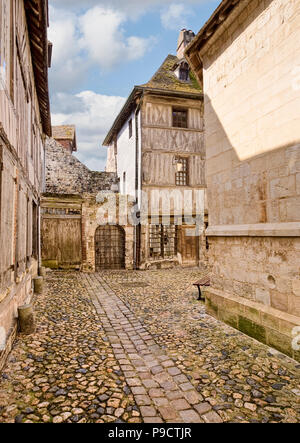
[95,225,125,270]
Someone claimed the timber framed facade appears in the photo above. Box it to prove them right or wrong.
[104,36,208,270]
[0,0,51,371]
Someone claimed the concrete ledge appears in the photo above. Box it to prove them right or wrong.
[205,287,300,362]
[206,222,300,237]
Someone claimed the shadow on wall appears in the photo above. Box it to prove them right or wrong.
[204,93,300,227]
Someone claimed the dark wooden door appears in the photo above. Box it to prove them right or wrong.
[95,225,125,270]
[178,226,199,266]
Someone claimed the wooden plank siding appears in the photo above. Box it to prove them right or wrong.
[0,0,50,368]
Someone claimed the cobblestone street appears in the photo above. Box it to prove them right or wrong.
[0,270,299,423]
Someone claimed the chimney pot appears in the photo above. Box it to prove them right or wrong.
[177,29,195,59]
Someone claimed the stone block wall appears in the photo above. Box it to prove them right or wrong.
[186,0,300,358]
[209,236,300,317]
[81,194,134,272]
[207,145,300,226]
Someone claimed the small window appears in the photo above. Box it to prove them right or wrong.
[172,108,188,128]
[123,172,126,194]
[179,63,189,81]
[129,119,133,139]
[175,157,188,186]
[149,225,177,259]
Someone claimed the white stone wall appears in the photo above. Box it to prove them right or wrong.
[117,111,138,201]
[204,0,300,166]
[198,0,300,319]
[202,0,300,227]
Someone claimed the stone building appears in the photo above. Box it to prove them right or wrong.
[104,30,208,270]
[185,0,300,360]
[41,133,135,272]
[0,0,51,370]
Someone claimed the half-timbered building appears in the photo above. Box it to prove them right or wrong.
[104,30,207,270]
[0,0,51,369]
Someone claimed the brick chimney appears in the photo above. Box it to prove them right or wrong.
[177,29,195,59]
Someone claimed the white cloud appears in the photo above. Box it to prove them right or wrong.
[79,6,154,70]
[48,4,155,92]
[51,91,126,170]
[48,6,88,91]
[161,4,192,30]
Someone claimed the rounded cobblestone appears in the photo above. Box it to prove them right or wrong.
[0,269,299,424]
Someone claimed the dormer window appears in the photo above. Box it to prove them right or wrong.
[179,62,189,81]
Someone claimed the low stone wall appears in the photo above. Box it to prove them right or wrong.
[208,235,300,318]
[205,287,300,362]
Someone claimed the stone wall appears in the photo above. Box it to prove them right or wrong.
[45,137,117,195]
[81,194,134,272]
[209,236,300,317]
[187,0,300,359]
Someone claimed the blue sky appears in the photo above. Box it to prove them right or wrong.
[48,0,220,170]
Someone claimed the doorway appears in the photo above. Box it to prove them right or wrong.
[95,225,125,270]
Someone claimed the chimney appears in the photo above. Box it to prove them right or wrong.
[177,29,195,59]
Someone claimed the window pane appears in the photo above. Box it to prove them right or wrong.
[149,225,177,259]
[172,109,188,128]
[175,157,188,186]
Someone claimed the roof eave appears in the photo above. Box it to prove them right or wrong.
[185,0,241,59]
[24,0,51,137]
[103,86,144,146]
[102,86,203,147]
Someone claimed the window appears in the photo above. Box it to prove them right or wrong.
[149,225,177,259]
[172,108,188,128]
[129,119,133,139]
[175,157,188,186]
[123,172,126,194]
[32,202,38,259]
[179,63,189,81]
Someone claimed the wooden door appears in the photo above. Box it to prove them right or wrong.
[41,217,82,268]
[95,225,125,270]
[178,226,199,266]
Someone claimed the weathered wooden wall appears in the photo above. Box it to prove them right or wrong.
[139,94,207,269]
[141,95,205,192]
[0,0,47,370]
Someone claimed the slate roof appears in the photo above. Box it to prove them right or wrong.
[142,54,201,94]
[52,125,76,140]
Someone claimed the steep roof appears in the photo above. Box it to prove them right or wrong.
[142,54,201,94]
[52,125,76,140]
[103,54,202,146]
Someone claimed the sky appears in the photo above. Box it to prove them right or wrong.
[48,0,220,171]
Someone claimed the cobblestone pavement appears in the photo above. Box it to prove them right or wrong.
[0,270,299,423]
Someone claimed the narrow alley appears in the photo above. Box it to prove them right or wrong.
[0,270,299,424]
